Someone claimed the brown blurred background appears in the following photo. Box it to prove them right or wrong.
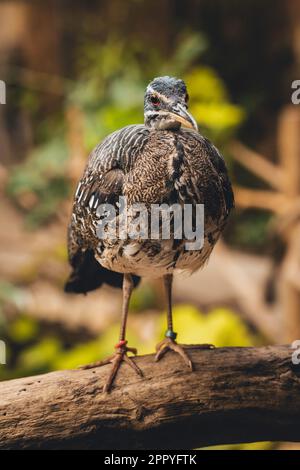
[0,0,299,450]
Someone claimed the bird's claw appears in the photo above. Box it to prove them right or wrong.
[125,346,138,355]
[155,337,194,370]
[79,343,143,393]
[155,338,215,370]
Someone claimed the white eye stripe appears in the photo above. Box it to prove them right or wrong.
[146,86,173,104]
[146,85,156,94]
[144,110,171,117]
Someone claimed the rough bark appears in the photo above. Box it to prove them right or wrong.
[0,345,300,450]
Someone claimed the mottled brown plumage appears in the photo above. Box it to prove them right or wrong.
[66,125,232,284]
[65,76,234,392]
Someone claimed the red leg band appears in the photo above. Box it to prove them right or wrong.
[115,340,127,349]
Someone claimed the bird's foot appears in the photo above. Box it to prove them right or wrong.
[79,340,143,393]
[155,331,215,371]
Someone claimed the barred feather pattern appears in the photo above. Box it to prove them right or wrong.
[66,124,234,290]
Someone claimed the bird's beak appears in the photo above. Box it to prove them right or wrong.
[170,103,198,131]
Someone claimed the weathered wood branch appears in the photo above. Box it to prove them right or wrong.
[233,185,289,214]
[229,140,284,191]
[0,345,300,450]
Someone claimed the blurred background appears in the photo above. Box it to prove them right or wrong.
[0,0,299,450]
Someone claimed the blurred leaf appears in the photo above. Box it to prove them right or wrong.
[7,138,70,227]
[185,66,228,103]
[6,35,245,231]
[227,210,273,253]
[52,243,68,262]
[165,33,208,75]
[18,337,62,372]
[110,78,144,108]
[201,441,274,450]
[8,316,39,344]
[68,79,103,108]
[183,66,245,141]
[53,324,141,370]
[24,177,70,228]
[0,309,6,331]
[190,102,244,132]
[130,283,157,312]
[8,138,68,194]
[53,337,106,370]
[0,281,25,308]
[157,304,255,347]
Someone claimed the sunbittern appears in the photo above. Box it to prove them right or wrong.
[65,76,234,392]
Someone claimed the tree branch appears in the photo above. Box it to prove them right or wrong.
[0,345,300,450]
[233,186,289,214]
[229,140,284,191]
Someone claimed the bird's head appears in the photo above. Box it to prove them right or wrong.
[144,76,198,131]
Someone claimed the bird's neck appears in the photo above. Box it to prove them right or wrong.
[144,114,181,131]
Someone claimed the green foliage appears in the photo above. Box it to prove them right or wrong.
[226,209,273,253]
[186,67,228,103]
[129,283,157,312]
[156,304,255,348]
[6,34,243,227]
[55,303,255,364]
[0,303,255,380]
[8,138,68,192]
[0,305,270,450]
[18,337,63,374]
[165,33,208,75]
[7,138,70,228]
[0,281,25,309]
[201,441,274,451]
[185,66,244,142]
[73,36,244,151]
[8,316,39,344]
[53,324,141,370]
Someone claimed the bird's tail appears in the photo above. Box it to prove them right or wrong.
[64,249,140,294]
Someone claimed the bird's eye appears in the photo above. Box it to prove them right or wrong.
[150,95,160,106]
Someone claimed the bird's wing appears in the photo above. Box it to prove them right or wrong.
[178,130,234,221]
[203,137,235,217]
[66,124,150,293]
[73,124,150,210]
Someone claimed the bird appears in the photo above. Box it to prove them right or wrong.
[65,76,234,392]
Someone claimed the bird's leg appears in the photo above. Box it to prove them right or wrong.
[155,274,193,369]
[155,274,214,370]
[80,273,143,392]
